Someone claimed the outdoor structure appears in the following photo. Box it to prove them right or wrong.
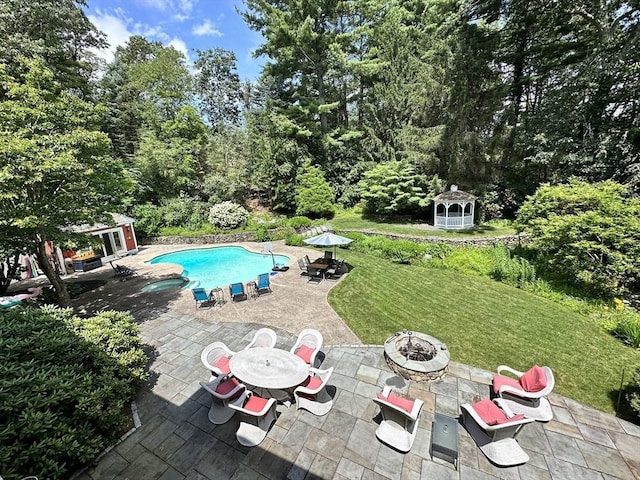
[433,185,476,229]
[70,213,139,262]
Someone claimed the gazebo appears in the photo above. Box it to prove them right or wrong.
[433,185,476,229]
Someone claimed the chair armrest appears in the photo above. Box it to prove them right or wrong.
[382,385,392,397]
[497,365,525,377]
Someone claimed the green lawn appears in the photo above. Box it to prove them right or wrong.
[328,250,640,414]
[329,210,516,237]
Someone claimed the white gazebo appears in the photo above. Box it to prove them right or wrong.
[433,185,476,229]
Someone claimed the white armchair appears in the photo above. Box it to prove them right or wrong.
[201,342,236,379]
[244,327,277,350]
[492,365,555,422]
[228,391,278,447]
[290,328,323,367]
[200,375,245,425]
[373,386,424,453]
[294,367,334,416]
[461,398,535,466]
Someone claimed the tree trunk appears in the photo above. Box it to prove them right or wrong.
[35,238,71,307]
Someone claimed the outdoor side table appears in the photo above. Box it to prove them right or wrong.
[210,287,224,306]
[431,413,458,469]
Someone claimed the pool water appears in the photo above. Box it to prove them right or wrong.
[141,278,188,292]
[149,246,290,291]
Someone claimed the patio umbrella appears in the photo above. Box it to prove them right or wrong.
[303,232,353,258]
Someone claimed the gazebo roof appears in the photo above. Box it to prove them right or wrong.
[433,186,476,202]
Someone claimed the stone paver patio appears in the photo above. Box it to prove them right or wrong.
[24,242,638,480]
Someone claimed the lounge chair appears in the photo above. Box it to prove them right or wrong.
[290,328,323,367]
[492,365,555,422]
[461,398,535,466]
[255,273,272,295]
[200,375,246,424]
[244,327,277,349]
[373,385,424,453]
[294,367,334,416]
[229,282,246,302]
[192,288,213,308]
[228,391,278,447]
[110,261,134,280]
[201,342,236,378]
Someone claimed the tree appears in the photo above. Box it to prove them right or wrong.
[358,161,441,216]
[516,180,640,298]
[194,48,242,130]
[295,161,335,218]
[0,0,106,96]
[0,58,132,306]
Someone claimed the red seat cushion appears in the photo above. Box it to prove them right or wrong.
[295,344,315,364]
[377,391,415,413]
[215,377,240,396]
[472,399,526,425]
[519,365,547,392]
[301,375,323,390]
[244,394,269,413]
[492,374,523,395]
[472,399,508,425]
[212,356,231,374]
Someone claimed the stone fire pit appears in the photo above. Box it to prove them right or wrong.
[384,330,450,382]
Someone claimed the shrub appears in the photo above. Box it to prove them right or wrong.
[516,180,640,298]
[491,247,537,288]
[288,216,313,230]
[208,201,249,229]
[284,232,305,246]
[628,367,640,420]
[611,311,640,348]
[349,233,429,264]
[254,225,271,242]
[131,203,163,237]
[161,197,209,229]
[295,163,336,219]
[0,307,147,479]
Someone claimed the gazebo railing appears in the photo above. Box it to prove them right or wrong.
[435,214,474,229]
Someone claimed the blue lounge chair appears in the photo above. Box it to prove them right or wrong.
[229,282,246,302]
[192,288,212,308]
[256,273,272,295]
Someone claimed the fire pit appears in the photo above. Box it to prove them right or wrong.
[384,330,449,382]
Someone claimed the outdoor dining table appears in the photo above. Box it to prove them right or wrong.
[229,347,310,402]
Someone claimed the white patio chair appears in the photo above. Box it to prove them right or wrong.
[199,375,245,424]
[294,367,334,416]
[243,327,277,349]
[461,398,535,466]
[492,365,555,422]
[201,342,236,379]
[290,328,323,367]
[373,385,423,453]
[228,390,278,447]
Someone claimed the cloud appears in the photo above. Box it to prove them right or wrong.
[192,19,223,37]
[169,37,190,63]
[88,10,134,63]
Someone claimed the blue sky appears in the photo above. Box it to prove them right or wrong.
[84,0,265,81]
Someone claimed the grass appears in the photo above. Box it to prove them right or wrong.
[329,210,517,237]
[329,250,640,415]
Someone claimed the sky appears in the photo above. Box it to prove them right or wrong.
[84,0,266,82]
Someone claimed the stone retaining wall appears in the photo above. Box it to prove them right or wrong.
[140,228,529,248]
[338,230,530,247]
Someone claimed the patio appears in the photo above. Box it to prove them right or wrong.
[50,243,640,479]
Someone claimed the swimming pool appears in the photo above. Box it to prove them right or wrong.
[148,246,290,291]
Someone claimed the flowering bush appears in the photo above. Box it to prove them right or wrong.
[208,201,248,229]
